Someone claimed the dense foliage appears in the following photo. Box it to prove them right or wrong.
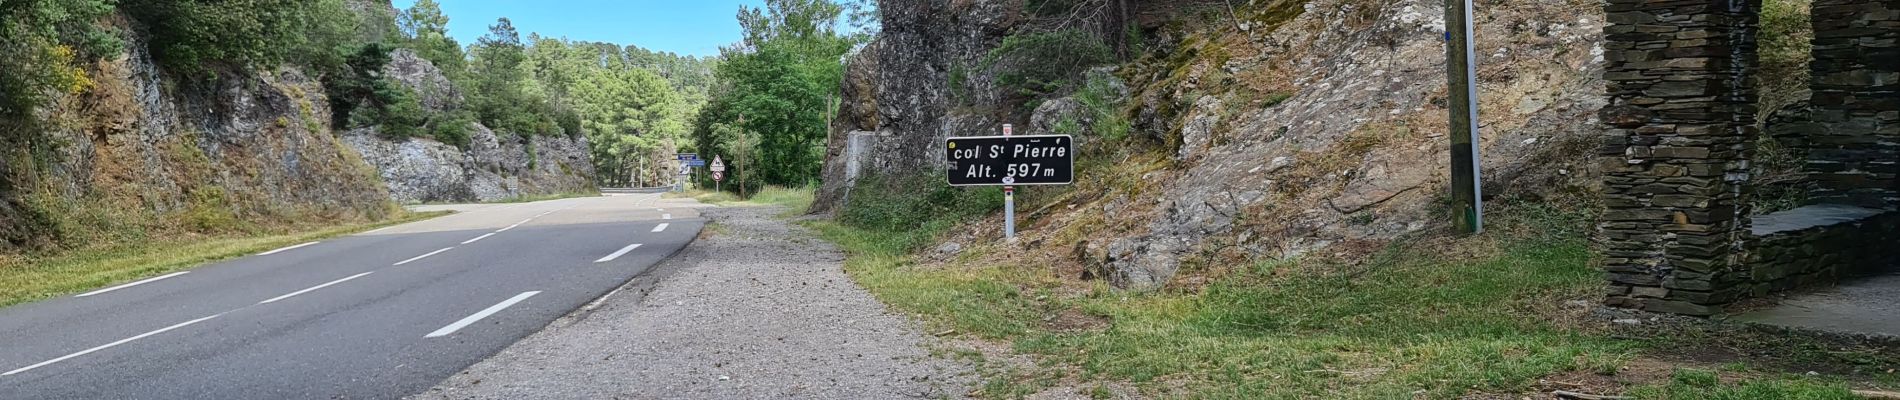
[120,0,363,74]
[522,36,711,186]
[982,29,1115,102]
[692,0,859,187]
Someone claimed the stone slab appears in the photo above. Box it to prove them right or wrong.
[1750,204,1890,236]
[1736,274,1900,339]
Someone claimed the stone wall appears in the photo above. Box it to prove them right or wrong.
[1599,0,1762,316]
[1601,0,1900,316]
[1747,206,1900,296]
[1803,0,1899,208]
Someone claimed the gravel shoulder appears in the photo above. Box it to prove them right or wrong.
[412,205,973,399]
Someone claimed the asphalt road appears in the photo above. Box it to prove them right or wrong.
[0,193,703,399]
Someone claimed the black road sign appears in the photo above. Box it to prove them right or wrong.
[945,135,1074,186]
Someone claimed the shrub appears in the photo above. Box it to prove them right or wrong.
[841,174,1003,251]
[1073,72,1131,142]
[122,0,359,73]
[982,29,1115,101]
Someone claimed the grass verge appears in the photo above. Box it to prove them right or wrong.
[668,186,816,215]
[0,210,451,308]
[802,188,1894,398]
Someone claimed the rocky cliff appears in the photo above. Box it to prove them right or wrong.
[343,49,596,204]
[819,0,1608,289]
[1,15,394,249]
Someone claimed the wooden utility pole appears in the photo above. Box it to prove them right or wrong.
[1446,0,1483,234]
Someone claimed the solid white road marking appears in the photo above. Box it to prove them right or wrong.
[258,272,373,304]
[75,272,190,298]
[461,233,497,244]
[394,247,454,266]
[361,226,395,234]
[594,244,643,263]
[259,241,319,256]
[651,223,669,233]
[426,291,541,338]
[3,313,225,376]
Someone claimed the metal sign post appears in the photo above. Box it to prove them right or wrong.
[944,125,1072,242]
[1003,125,1015,239]
[1446,0,1483,234]
[710,156,727,193]
[675,153,698,193]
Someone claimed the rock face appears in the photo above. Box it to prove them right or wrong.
[811,1,1017,215]
[2,14,394,248]
[382,49,463,113]
[342,49,595,204]
[818,0,1609,290]
[344,124,595,204]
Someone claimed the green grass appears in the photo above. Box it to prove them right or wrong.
[805,191,1900,398]
[814,205,1636,398]
[1626,368,1860,399]
[0,210,450,308]
[665,189,742,205]
[668,186,816,214]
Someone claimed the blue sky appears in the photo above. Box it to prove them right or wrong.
[390,0,767,57]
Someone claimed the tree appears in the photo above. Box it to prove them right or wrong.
[122,0,360,73]
[694,0,855,186]
[465,17,555,136]
[398,0,466,78]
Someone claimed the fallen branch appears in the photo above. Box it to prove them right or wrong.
[1855,390,1900,400]
[1552,390,1628,400]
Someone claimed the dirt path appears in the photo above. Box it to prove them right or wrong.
[413,206,972,399]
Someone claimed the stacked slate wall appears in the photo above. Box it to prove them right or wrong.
[1803,0,1900,208]
[1599,0,1761,316]
[1601,0,1899,316]
[1747,210,1900,295]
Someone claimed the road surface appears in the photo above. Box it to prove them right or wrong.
[0,194,702,399]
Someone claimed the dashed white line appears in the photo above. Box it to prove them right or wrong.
[258,272,373,304]
[259,242,320,256]
[461,233,497,244]
[594,243,643,263]
[75,272,190,298]
[3,313,225,376]
[651,223,669,233]
[496,219,532,232]
[426,291,541,338]
[394,247,454,266]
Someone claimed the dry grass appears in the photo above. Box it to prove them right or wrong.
[0,210,449,308]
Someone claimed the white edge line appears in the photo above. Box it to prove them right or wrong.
[259,241,319,256]
[3,313,224,376]
[651,223,669,233]
[258,272,373,304]
[594,243,643,263]
[461,233,497,245]
[394,247,455,266]
[75,271,190,298]
[362,226,395,234]
[582,285,627,312]
[426,291,541,338]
